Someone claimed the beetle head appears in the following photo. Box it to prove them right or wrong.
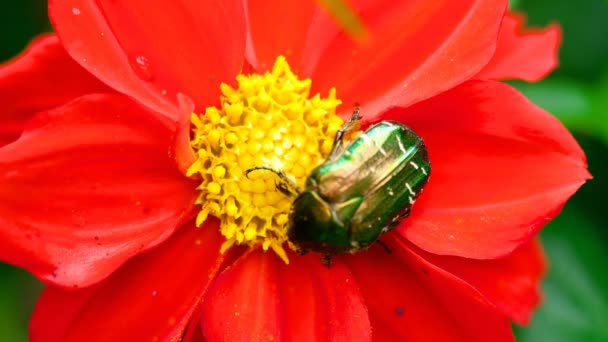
[287,190,353,254]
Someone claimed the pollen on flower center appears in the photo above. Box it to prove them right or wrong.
[187,56,344,263]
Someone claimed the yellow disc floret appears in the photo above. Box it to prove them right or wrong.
[188,56,344,263]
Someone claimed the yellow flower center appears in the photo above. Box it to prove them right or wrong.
[188,56,344,263]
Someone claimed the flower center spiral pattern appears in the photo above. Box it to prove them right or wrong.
[188,56,345,262]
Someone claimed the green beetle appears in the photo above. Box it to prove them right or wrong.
[247,107,431,263]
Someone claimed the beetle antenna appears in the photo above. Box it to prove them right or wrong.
[245,166,302,197]
[275,181,299,198]
[328,104,362,160]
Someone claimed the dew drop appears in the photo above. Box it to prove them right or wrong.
[151,290,158,297]
[130,55,154,81]
[72,7,81,15]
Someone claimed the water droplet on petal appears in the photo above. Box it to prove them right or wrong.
[130,55,154,81]
[72,7,81,15]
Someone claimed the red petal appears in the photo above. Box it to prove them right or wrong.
[400,237,545,324]
[48,1,246,117]
[181,303,207,342]
[384,80,590,259]
[306,0,507,120]
[201,250,371,341]
[0,94,197,287]
[245,1,319,72]
[29,220,226,342]
[475,12,561,82]
[345,242,514,341]
[0,34,110,147]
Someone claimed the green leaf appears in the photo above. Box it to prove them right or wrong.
[0,263,42,342]
[509,0,522,9]
[515,204,608,341]
[515,0,608,80]
[512,77,608,144]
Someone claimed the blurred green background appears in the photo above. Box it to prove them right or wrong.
[0,1,607,341]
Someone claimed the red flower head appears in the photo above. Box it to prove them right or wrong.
[0,1,588,341]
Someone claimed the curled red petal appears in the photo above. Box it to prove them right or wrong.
[383,80,590,259]
[201,250,371,341]
[29,220,226,342]
[475,12,562,82]
[344,242,514,341]
[397,236,545,325]
[173,93,197,176]
[0,34,110,147]
[48,1,246,117]
[0,94,197,287]
[307,0,507,120]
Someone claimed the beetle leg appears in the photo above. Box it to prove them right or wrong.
[320,254,333,268]
[381,221,399,233]
[294,247,309,256]
[376,239,392,254]
[389,207,411,227]
[245,166,302,196]
[398,207,411,219]
[328,104,361,160]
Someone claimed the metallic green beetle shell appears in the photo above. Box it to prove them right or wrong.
[287,121,431,255]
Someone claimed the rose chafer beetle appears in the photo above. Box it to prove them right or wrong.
[247,107,431,264]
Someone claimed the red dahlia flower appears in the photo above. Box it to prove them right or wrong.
[0,1,588,341]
